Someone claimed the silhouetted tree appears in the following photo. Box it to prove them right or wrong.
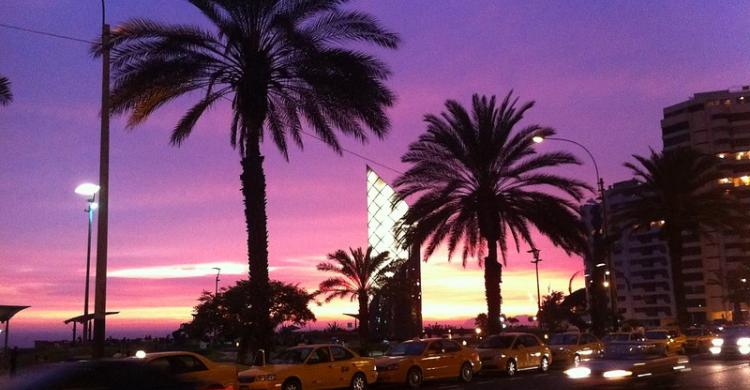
[708,265,750,323]
[96,0,399,351]
[184,279,315,358]
[316,247,396,344]
[0,75,12,106]
[619,148,744,326]
[474,313,488,333]
[395,93,590,334]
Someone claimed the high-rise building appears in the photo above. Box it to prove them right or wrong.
[366,167,422,339]
[583,181,675,327]
[659,87,750,322]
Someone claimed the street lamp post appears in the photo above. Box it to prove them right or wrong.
[75,183,100,344]
[212,267,221,297]
[528,248,542,312]
[532,135,618,330]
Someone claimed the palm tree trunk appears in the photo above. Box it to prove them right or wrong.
[733,301,744,323]
[666,233,689,327]
[484,236,502,334]
[358,291,370,345]
[241,137,273,353]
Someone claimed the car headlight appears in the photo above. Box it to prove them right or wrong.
[712,338,724,347]
[603,370,632,379]
[710,346,722,355]
[565,367,591,379]
[255,374,277,382]
[737,338,750,346]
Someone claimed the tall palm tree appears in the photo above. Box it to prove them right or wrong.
[395,93,590,334]
[316,246,395,344]
[620,148,744,326]
[95,0,399,351]
[0,75,12,106]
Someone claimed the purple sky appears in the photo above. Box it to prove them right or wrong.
[1,0,748,346]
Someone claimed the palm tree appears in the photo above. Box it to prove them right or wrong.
[620,148,744,326]
[0,75,12,106]
[316,246,395,344]
[708,266,750,323]
[395,93,590,334]
[95,0,399,351]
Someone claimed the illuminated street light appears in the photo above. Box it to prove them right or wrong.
[75,183,100,344]
[475,327,482,335]
[603,281,610,288]
[75,183,100,197]
[532,135,544,143]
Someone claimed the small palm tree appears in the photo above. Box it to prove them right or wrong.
[395,93,590,334]
[316,247,395,343]
[95,0,399,351]
[0,75,12,106]
[620,148,744,326]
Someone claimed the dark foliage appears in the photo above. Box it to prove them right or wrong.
[619,148,746,326]
[316,246,399,343]
[95,0,399,351]
[395,92,590,333]
[0,75,12,106]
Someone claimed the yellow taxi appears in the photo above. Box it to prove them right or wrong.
[237,344,377,390]
[685,327,715,353]
[644,329,687,355]
[475,332,551,376]
[137,351,237,390]
[548,332,603,367]
[374,338,481,388]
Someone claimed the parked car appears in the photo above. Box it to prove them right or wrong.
[643,329,687,355]
[564,341,690,387]
[7,360,203,390]
[685,327,715,353]
[237,344,377,390]
[476,332,551,376]
[374,338,481,388]
[136,351,238,390]
[548,332,604,367]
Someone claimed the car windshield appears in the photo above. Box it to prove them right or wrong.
[603,333,631,342]
[386,342,427,356]
[645,331,668,340]
[602,343,661,360]
[549,334,579,345]
[269,348,313,364]
[685,329,703,337]
[478,335,515,349]
[723,326,750,338]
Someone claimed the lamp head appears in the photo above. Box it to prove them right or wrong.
[75,183,100,197]
[532,135,545,143]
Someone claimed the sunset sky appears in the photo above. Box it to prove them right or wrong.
[1,1,749,346]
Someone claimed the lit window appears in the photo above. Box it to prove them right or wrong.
[719,178,731,184]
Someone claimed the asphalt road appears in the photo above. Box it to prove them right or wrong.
[417,357,750,390]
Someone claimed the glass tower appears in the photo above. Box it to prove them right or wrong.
[366,166,422,339]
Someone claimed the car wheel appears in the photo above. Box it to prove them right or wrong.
[459,362,473,382]
[573,354,581,366]
[350,373,367,390]
[282,379,302,390]
[506,360,517,377]
[406,367,423,389]
[539,356,549,373]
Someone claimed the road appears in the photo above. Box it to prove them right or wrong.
[418,357,750,390]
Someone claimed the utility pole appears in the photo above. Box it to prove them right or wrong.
[93,0,110,358]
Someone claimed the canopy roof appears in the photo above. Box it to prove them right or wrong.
[0,305,30,322]
[64,311,119,324]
